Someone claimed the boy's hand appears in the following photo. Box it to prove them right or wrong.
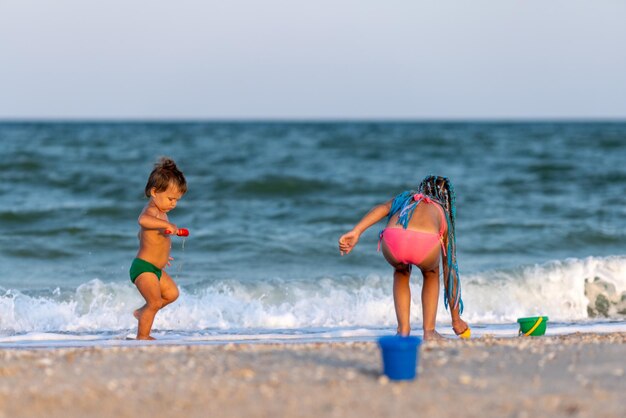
[338,230,360,256]
[164,224,178,236]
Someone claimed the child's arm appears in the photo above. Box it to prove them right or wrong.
[338,200,392,255]
[138,206,178,234]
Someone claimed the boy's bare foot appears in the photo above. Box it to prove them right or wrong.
[423,329,444,341]
[133,306,147,321]
[136,335,156,340]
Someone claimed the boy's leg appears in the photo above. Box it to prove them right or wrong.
[159,270,180,308]
[134,273,163,340]
[421,267,441,339]
[393,266,412,336]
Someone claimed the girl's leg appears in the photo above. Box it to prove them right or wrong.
[381,241,413,335]
[159,270,180,309]
[134,273,163,340]
[421,267,442,340]
[393,266,412,336]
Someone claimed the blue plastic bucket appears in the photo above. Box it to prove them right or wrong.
[378,335,422,381]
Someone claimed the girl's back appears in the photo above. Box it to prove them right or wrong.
[386,201,446,235]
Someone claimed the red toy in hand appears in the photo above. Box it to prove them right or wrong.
[164,228,189,237]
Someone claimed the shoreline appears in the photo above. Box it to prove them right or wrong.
[2,320,626,350]
[1,332,624,418]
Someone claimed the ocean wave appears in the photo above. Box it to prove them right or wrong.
[461,255,626,323]
[0,256,624,334]
[0,210,50,223]
[236,175,331,196]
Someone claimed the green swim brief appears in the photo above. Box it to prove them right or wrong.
[129,258,162,283]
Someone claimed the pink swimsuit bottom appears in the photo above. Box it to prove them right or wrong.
[379,195,447,266]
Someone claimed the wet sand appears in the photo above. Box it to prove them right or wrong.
[0,333,624,418]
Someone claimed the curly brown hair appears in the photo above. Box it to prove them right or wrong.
[144,157,187,197]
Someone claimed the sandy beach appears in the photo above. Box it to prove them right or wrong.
[0,332,624,418]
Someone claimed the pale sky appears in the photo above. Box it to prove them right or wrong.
[1,0,625,120]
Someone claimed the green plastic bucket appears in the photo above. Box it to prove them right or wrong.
[517,316,548,336]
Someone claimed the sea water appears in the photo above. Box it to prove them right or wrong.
[1,121,625,348]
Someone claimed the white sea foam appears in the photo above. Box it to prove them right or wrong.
[461,255,626,323]
[1,256,625,335]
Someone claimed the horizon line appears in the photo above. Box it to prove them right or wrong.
[1,116,625,124]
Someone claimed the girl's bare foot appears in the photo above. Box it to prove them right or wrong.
[423,329,444,341]
[396,326,411,336]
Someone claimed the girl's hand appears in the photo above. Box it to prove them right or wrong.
[166,256,174,267]
[339,230,360,256]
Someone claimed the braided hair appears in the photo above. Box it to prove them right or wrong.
[418,175,463,314]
